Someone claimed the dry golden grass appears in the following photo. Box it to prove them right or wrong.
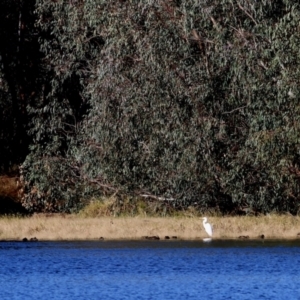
[1,193,300,240]
[1,214,300,241]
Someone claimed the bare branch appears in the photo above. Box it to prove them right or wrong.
[237,2,258,26]
[140,194,176,201]
[222,105,248,114]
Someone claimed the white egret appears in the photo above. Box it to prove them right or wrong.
[202,217,213,237]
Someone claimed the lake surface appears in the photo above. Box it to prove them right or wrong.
[1,240,300,299]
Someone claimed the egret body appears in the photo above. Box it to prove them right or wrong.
[202,217,213,237]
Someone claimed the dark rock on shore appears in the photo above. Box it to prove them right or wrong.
[22,237,38,242]
[143,236,160,240]
[238,235,249,239]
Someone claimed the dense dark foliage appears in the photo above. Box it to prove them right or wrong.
[0,0,41,172]
[1,0,300,214]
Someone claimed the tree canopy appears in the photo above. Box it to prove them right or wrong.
[1,0,300,214]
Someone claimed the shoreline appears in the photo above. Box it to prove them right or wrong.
[1,215,300,241]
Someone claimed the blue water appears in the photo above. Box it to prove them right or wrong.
[1,240,300,299]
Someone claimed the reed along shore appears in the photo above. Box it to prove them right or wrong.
[1,215,300,241]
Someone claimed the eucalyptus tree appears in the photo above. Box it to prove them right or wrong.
[22,0,300,214]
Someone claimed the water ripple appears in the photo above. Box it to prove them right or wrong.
[0,240,300,299]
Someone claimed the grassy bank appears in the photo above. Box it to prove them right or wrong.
[1,178,300,241]
[1,214,300,241]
